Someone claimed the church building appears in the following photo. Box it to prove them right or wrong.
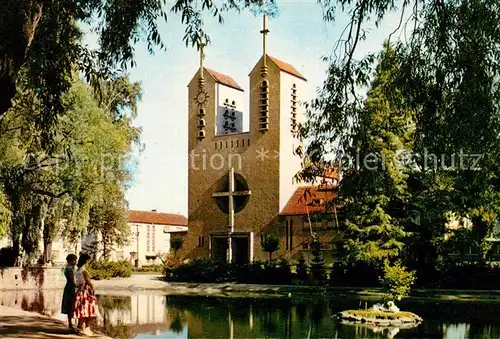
[183,16,339,264]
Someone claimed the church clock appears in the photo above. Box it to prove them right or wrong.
[195,88,209,106]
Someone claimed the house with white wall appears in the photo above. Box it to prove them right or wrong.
[0,210,188,267]
[117,210,188,266]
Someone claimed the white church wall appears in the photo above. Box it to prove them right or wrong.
[278,72,307,212]
[215,84,245,135]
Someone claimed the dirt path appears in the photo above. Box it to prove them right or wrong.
[0,306,111,339]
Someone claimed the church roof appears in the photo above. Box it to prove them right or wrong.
[280,185,336,216]
[127,210,188,226]
[268,56,307,81]
[205,68,244,91]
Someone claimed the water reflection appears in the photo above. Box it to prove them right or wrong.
[3,290,500,339]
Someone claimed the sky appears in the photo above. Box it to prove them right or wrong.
[105,1,407,216]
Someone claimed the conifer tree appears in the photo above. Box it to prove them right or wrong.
[295,253,309,281]
[309,239,326,281]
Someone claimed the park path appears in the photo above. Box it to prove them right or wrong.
[0,306,111,339]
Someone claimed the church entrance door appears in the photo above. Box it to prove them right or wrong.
[211,235,229,262]
[232,236,250,265]
[210,233,250,264]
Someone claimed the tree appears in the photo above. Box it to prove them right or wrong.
[86,193,130,261]
[260,233,280,261]
[300,0,500,281]
[301,44,412,266]
[295,253,309,281]
[0,73,141,264]
[309,239,326,281]
[170,237,184,257]
[379,260,416,302]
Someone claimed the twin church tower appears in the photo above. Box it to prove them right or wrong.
[184,16,309,263]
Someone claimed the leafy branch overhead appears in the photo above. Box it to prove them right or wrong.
[297,0,500,274]
[0,0,278,142]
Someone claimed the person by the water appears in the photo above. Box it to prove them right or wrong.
[73,253,99,336]
[61,254,78,332]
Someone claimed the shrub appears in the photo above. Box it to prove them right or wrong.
[260,234,280,261]
[88,260,132,280]
[132,264,164,273]
[310,240,326,282]
[170,238,184,256]
[164,258,296,285]
[295,253,309,281]
[164,258,230,283]
[379,260,416,301]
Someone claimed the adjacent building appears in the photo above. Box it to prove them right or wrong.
[0,210,188,266]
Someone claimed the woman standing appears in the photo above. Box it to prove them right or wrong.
[73,253,99,336]
[61,254,77,331]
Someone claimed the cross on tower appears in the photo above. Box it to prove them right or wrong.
[199,39,206,82]
[212,167,251,262]
[260,15,270,77]
[260,15,269,57]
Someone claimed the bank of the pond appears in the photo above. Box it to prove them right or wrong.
[89,275,500,302]
[0,306,111,339]
[3,272,500,302]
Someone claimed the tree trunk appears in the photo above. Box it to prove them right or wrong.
[0,0,44,114]
[43,241,52,264]
[42,220,53,264]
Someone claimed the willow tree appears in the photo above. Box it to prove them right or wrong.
[0,74,141,264]
[300,0,500,276]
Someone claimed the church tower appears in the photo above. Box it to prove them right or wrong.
[183,17,307,263]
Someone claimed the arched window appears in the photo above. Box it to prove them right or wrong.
[198,118,206,127]
[198,130,206,140]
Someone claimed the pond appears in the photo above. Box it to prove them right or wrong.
[2,290,500,338]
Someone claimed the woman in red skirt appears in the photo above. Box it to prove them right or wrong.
[73,253,99,336]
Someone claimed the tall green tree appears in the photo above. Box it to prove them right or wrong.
[301,0,500,279]
[0,74,141,264]
[305,44,414,265]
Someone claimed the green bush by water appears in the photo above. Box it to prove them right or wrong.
[88,260,132,280]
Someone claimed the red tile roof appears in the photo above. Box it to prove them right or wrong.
[268,56,307,81]
[127,210,188,226]
[280,185,336,216]
[205,68,244,91]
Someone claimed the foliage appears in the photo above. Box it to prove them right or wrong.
[260,233,280,261]
[132,264,165,273]
[164,258,294,284]
[378,260,416,301]
[170,238,184,256]
[0,74,141,265]
[88,260,132,280]
[309,239,326,282]
[295,253,309,281]
[0,0,276,133]
[298,0,500,283]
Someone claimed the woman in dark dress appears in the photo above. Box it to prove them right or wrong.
[61,254,78,331]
